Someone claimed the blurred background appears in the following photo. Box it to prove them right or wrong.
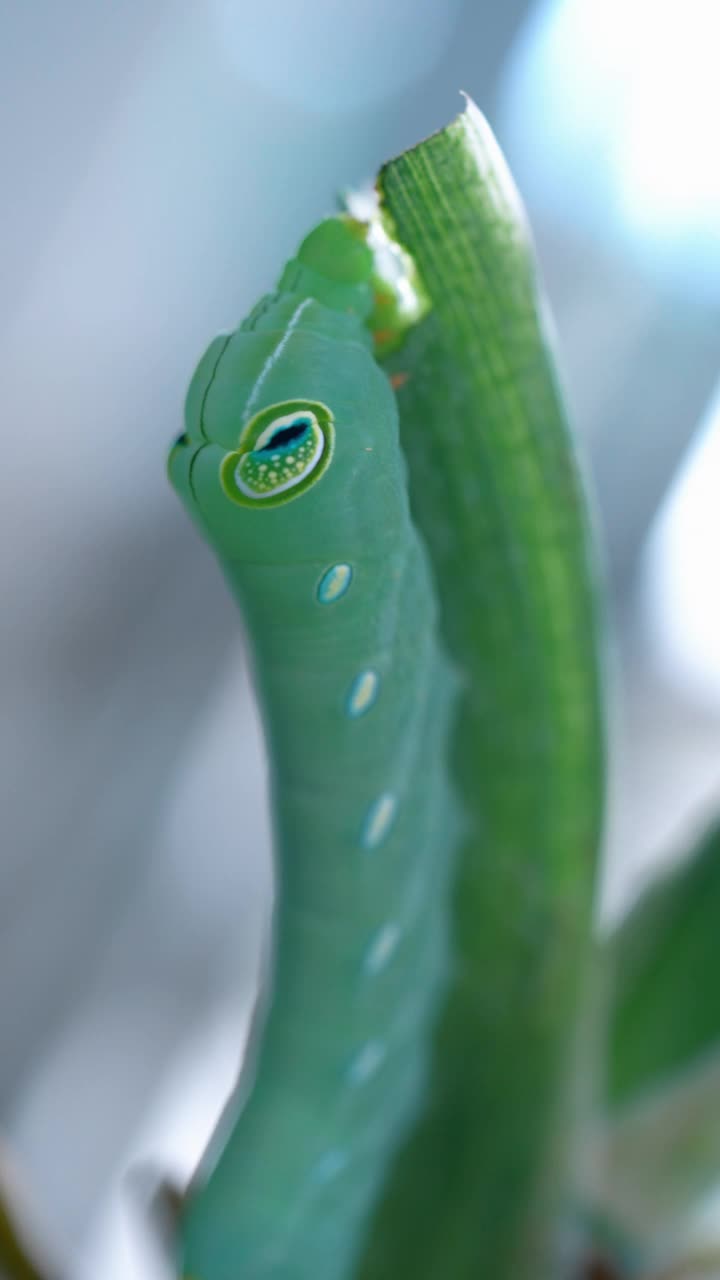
[1,1,719,1275]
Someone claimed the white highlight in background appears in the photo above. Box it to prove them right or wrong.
[500,0,720,298]
[75,1008,252,1280]
[641,381,720,711]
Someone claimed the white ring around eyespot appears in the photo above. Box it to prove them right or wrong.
[233,422,325,498]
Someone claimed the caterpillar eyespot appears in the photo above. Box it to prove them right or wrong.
[220,399,334,507]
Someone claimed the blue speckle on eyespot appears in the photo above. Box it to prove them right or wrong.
[360,792,397,850]
[317,563,352,603]
[346,670,379,717]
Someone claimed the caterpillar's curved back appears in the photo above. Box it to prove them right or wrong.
[169,217,458,1280]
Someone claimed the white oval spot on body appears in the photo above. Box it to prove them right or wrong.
[311,1149,348,1185]
[317,563,353,604]
[346,669,380,718]
[364,922,401,975]
[361,792,397,850]
[348,1041,386,1086]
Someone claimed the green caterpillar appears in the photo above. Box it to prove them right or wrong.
[169,217,459,1280]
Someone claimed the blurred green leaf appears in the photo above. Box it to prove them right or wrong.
[354,98,605,1280]
[609,819,720,1106]
[576,819,720,1263]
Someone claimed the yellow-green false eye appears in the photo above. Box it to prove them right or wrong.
[220,400,334,508]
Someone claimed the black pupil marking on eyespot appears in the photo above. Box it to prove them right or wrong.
[260,420,309,452]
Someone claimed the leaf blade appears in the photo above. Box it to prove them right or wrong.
[354,99,605,1280]
[609,819,720,1105]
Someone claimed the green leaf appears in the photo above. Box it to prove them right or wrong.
[609,819,720,1106]
[353,98,605,1280]
[577,819,720,1262]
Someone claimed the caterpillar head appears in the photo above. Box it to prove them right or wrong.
[169,219,411,563]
